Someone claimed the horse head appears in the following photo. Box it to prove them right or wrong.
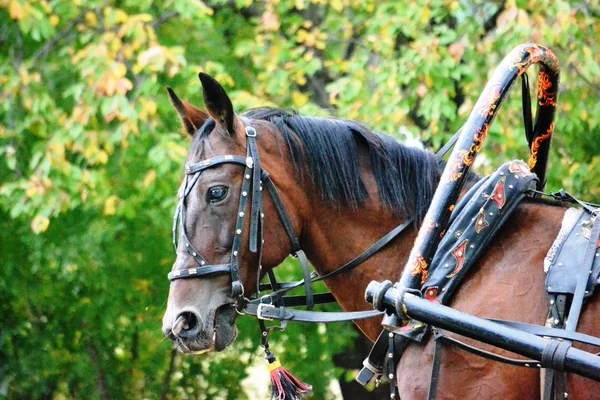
[161,73,304,353]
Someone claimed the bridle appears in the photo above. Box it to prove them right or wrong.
[169,117,313,303]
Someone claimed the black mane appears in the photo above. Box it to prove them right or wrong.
[192,108,444,224]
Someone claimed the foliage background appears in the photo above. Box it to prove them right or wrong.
[1,0,599,398]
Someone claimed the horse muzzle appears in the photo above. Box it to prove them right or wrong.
[162,303,238,353]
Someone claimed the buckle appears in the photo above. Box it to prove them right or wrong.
[256,303,275,321]
[245,126,257,137]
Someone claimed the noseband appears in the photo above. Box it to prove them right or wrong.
[169,118,306,300]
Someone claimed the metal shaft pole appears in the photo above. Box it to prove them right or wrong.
[365,285,600,382]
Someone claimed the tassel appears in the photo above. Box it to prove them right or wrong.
[266,351,312,400]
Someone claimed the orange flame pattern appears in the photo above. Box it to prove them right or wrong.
[528,122,554,168]
[537,71,557,107]
[444,123,489,182]
[411,256,429,284]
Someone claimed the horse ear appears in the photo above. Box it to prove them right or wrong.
[198,73,235,134]
[166,87,209,136]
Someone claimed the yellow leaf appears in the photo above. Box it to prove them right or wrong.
[568,162,580,175]
[114,9,128,24]
[114,63,127,78]
[9,0,24,20]
[49,15,59,26]
[97,151,108,164]
[331,0,343,12]
[85,11,97,25]
[294,70,307,86]
[26,186,37,198]
[143,170,156,188]
[421,6,430,24]
[292,91,309,107]
[166,142,188,158]
[190,0,214,16]
[425,75,433,88]
[31,216,50,234]
[104,195,119,216]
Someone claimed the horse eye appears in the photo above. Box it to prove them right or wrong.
[207,186,228,204]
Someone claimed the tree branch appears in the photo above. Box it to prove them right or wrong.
[573,64,600,96]
[160,350,178,400]
[150,11,180,30]
[87,339,111,400]
[12,23,23,69]
[32,9,89,62]
[481,1,506,38]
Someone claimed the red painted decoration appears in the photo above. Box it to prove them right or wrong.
[489,177,506,209]
[475,209,489,234]
[447,240,468,278]
[424,287,440,303]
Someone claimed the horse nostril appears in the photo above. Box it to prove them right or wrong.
[162,326,177,341]
[172,311,202,338]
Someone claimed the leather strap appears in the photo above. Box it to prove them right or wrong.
[490,319,600,347]
[522,73,534,148]
[565,215,600,332]
[295,250,314,310]
[356,329,391,386]
[247,129,262,253]
[245,303,383,323]
[434,331,540,367]
[427,332,444,400]
[168,264,231,280]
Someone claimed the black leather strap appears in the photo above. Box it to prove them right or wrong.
[276,292,336,307]
[295,250,314,310]
[565,215,600,332]
[387,332,399,399]
[490,319,600,347]
[262,176,301,251]
[247,129,262,253]
[522,73,534,147]
[355,329,391,386]
[427,332,444,400]
[434,331,540,367]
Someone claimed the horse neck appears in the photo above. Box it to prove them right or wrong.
[298,167,427,340]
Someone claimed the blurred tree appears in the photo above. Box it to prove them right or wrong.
[0,0,598,398]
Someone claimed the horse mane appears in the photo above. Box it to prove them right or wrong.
[244,108,444,224]
[190,107,449,224]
